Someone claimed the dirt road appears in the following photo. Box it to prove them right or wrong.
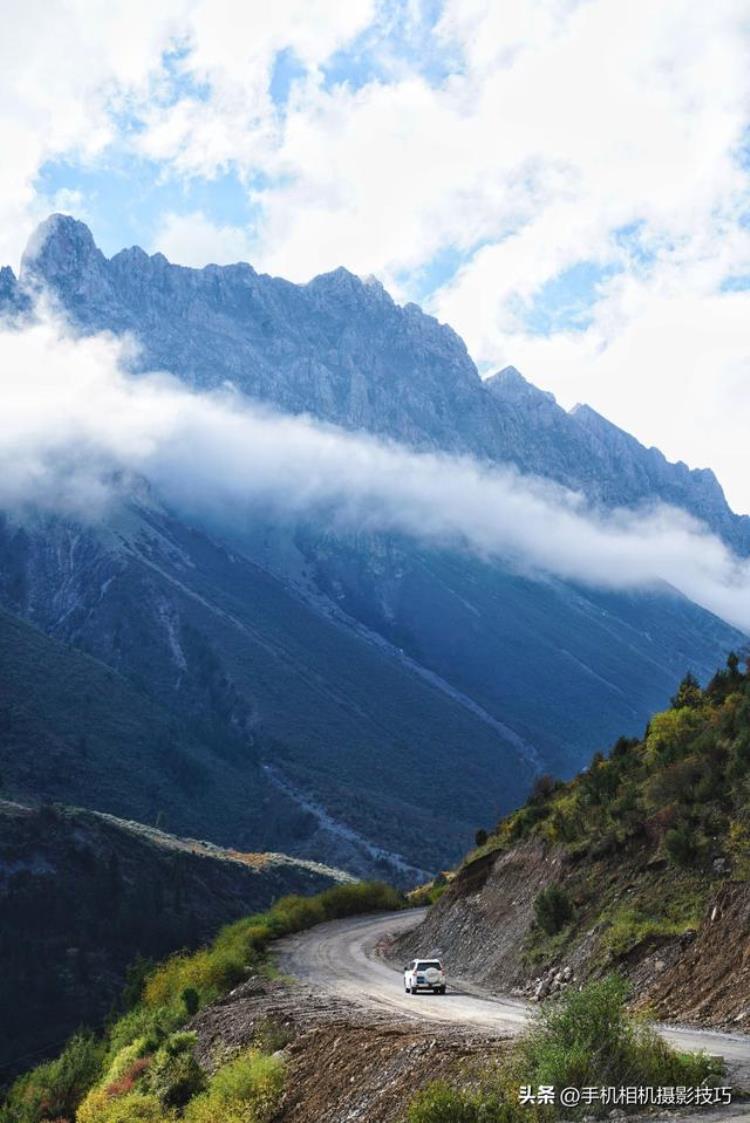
[276,908,750,1095]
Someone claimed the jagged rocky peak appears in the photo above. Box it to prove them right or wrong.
[0,264,31,315]
[485,365,557,406]
[21,213,101,280]
[569,400,623,433]
[0,265,18,301]
[305,264,395,310]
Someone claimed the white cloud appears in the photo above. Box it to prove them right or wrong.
[134,0,376,177]
[0,0,187,262]
[1,312,748,633]
[150,210,255,266]
[454,236,750,512]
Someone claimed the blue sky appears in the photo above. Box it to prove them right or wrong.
[1,0,749,509]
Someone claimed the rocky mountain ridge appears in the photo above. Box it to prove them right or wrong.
[5,213,748,553]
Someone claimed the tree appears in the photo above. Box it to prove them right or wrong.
[531,773,557,801]
[671,672,702,710]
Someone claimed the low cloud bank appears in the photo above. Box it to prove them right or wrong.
[1,314,748,632]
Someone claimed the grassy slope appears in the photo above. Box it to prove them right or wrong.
[0,604,269,841]
[483,654,750,871]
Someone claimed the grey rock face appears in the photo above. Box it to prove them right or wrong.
[17,215,750,552]
[20,215,504,457]
[0,265,29,315]
[487,369,749,551]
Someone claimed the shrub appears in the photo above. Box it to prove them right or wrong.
[645,708,702,764]
[143,1033,205,1109]
[181,987,200,1017]
[406,1081,511,1122]
[518,974,720,1094]
[184,1050,284,1123]
[105,1056,152,1098]
[533,885,573,936]
[1,1032,103,1123]
[316,880,403,918]
[102,1038,151,1087]
[78,1090,172,1123]
[475,828,488,848]
[143,947,247,1011]
[664,824,703,867]
[104,1005,181,1062]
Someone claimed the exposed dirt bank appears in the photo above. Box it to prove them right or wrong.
[396,842,750,1033]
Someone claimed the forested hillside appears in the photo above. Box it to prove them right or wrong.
[490,651,750,866]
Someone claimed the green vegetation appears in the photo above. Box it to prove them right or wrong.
[406,975,722,1121]
[1,1034,104,1123]
[410,871,450,907]
[0,606,228,829]
[407,1082,509,1122]
[476,652,750,873]
[533,886,573,935]
[516,975,716,1094]
[0,881,402,1123]
[495,653,750,972]
[182,1051,284,1123]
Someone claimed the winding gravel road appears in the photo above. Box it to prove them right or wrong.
[276,908,750,1093]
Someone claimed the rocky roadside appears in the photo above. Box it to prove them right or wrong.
[190,974,508,1123]
[188,974,748,1123]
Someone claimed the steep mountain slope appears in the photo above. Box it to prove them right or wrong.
[14,213,750,552]
[0,508,537,877]
[0,799,349,1075]
[0,599,273,846]
[398,654,750,1030]
[279,528,743,775]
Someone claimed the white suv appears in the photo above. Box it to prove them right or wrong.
[404,959,446,994]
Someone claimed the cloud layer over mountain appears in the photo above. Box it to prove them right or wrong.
[2,313,748,633]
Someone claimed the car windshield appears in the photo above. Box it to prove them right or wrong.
[416,961,441,971]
